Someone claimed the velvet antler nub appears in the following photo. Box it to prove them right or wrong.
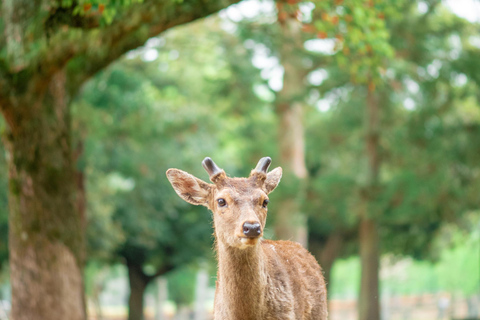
[254,157,272,174]
[202,157,222,177]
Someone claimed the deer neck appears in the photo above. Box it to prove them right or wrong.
[216,241,267,319]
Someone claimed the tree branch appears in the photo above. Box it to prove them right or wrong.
[0,0,241,101]
[60,0,242,90]
[148,263,175,282]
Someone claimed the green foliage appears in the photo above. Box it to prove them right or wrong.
[330,256,361,299]
[74,17,276,276]
[0,0,479,309]
[165,265,197,306]
[331,216,479,297]
[301,0,480,261]
[69,0,145,25]
[382,216,480,296]
[307,0,404,85]
[435,225,480,296]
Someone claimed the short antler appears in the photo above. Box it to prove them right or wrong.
[202,157,226,184]
[202,157,222,176]
[254,157,272,173]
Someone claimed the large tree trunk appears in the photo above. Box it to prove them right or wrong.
[127,263,151,320]
[4,71,86,320]
[358,84,381,320]
[274,7,309,247]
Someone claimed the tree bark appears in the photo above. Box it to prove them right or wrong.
[274,8,309,247]
[358,218,380,320]
[124,256,175,320]
[358,84,381,320]
[5,71,86,320]
[127,263,151,320]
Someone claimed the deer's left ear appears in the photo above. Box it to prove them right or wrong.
[264,167,282,194]
[166,169,213,207]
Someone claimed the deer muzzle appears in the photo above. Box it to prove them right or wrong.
[242,221,262,238]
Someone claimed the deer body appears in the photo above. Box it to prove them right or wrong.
[167,157,327,320]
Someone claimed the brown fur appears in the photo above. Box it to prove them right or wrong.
[166,161,328,320]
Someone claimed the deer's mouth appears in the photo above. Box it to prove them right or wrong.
[238,235,262,247]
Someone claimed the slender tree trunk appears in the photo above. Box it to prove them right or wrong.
[358,84,381,320]
[274,8,309,247]
[358,218,380,320]
[4,71,86,320]
[127,263,151,320]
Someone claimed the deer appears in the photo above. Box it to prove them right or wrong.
[166,157,328,320]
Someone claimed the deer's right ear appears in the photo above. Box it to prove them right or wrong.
[166,169,212,207]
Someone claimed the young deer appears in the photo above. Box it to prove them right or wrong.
[166,157,328,320]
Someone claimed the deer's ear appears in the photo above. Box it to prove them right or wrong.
[265,167,282,194]
[166,169,213,207]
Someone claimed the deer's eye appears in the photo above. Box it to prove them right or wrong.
[262,199,269,208]
[217,198,227,207]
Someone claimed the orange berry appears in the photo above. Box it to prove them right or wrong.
[317,31,328,39]
[302,24,315,33]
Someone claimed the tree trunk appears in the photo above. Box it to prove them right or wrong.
[358,218,380,320]
[274,10,309,247]
[5,71,86,320]
[358,84,381,320]
[127,263,151,320]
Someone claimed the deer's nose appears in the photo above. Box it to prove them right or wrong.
[243,222,262,238]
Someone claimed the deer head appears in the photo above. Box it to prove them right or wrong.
[166,157,282,249]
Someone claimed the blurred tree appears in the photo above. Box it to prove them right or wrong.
[273,0,311,247]
[233,0,338,249]
[305,2,480,318]
[0,142,7,272]
[74,16,275,320]
[379,2,480,257]
[75,57,216,320]
[0,1,240,319]
[166,266,197,311]
[235,3,396,318]
[310,2,398,319]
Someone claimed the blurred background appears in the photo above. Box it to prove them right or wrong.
[0,0,479,320]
